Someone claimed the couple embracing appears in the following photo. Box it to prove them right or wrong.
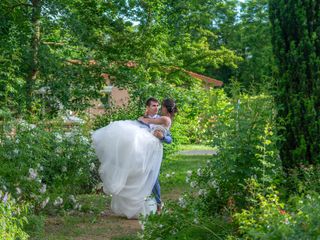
[92,97,178,219]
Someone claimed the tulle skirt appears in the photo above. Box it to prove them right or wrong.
[92,120,162,218]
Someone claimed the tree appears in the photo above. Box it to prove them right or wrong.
[236,0,274,88]
[269,0,320,169]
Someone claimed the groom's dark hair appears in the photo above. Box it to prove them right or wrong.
[146,97,159,106]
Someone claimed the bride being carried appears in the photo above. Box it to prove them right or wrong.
[92,98,178,219]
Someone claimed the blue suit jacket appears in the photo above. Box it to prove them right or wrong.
[137,120,172,144]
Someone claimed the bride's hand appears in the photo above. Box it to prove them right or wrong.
[138,117,147,123]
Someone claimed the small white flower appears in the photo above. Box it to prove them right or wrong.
[36,86,50,95]
[15,139,20,144]
[190,181,197,188]
[69,195,77,204]
[16,187,22,195]
[40,184,46,194]
[209,180,218,189]
[165,173,171,178]
[186,170,192,177]
[185,176,190,183]
[89,162,95,171]
[54,133,63,142]
[53,196,63,206]
[30,193,38,199]
[64,132,73,138]
[171,171,175,175]
[37,164,44,171]
[13,149,19,155]
[63,116,85,124]
[198,189,207,196]
[178,197,186,208]
[80,136,89,144]
[41,197,50,208]
[74,203,82,210]
[284,218,289,225]
[28,168,37,180]
[194,218,199,224]
[197,168,202,176]
[95,182,103,190]
[62,166,67,172]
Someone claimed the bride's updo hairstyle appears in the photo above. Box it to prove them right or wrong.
[162,98,178,118]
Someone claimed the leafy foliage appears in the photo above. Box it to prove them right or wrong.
[141,85,282,239]
[0,191,29,240]
[235,180,320,239]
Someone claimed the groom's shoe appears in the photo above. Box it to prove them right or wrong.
[156,203,162,214]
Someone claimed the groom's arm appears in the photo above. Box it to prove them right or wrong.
[154,130,172,144]
[162,132,172,144]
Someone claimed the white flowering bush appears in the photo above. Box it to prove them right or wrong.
[0,119,99,214]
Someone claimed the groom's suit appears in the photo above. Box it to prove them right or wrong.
[147,114,172,206]
[137,115,172,206]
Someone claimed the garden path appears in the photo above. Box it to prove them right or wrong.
[42,151,211,240]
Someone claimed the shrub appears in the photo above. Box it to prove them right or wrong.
[0,119,98,213]
[235,180,320,239]
[141,87,283,239]
[0,191,29,240]
[92,101,141,130]
[191,90,282,214]
[285,164,320,194]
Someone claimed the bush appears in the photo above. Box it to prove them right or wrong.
[285,164,320,194]
[140,199,235,240]
[235,180,320,239]
[189,89,282,214]
[141,86,283,239]
[0,191,29,240]
[92,101,141,130]
[0,119,98,213]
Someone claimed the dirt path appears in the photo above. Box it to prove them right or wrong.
[44,203,141,240]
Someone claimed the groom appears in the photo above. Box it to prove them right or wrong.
[143,97,172,213]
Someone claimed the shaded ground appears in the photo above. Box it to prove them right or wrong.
[44,210,141,240]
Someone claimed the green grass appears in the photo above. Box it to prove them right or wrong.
[29,152,211,240]
[177,144,216,151]
[160,154,209,194]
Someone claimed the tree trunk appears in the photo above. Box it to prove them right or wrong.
[26,0,41,113]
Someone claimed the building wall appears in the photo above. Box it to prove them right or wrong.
[86,86,130,117]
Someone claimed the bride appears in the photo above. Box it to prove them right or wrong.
[92,98,177,219]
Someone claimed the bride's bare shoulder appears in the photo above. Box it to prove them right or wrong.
[160,116,171,127]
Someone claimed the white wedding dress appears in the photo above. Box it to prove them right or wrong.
[92,120,168,219]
